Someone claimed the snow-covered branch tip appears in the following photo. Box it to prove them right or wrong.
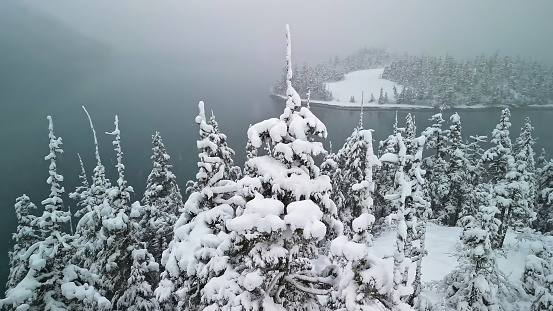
[197,101,206,123]
[286,24,292,82]
[284,24,301,110]
[82,106,101,164]
[106,115,120,136]
[47,115,53,131]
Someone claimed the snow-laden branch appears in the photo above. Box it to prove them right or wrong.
[284,274,330,296]
[82,106,102,165]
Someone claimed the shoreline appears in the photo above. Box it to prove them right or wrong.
[270,94,553,112]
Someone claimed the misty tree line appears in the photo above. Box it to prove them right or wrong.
[382,53,553,108]
[4,25,553,311]
[273,47,393,101]
[273,48,553,110]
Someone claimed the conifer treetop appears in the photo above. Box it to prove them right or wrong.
[41,116,70,233]
[82,106,102,166]
[285,24,301,110]
[106,115,133,206]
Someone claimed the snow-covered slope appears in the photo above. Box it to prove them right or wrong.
[371,223,538,306]
[325,69,402,106]
[370,224,461,285]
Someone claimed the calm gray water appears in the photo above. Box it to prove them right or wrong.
[1,3,553,299]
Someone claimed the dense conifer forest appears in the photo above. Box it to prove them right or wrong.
[273,49,553,109]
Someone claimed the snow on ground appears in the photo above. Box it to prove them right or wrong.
[499,231,553,284]
[369,223,530,306]
[370,223,462,285]
[325,69,403,107]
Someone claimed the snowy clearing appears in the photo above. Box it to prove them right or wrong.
[325,69,403,107]
[272,68,433,110]
[371,223,539,305]
[272,68,553,110]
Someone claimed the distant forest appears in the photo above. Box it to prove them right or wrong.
[274,49,553,108]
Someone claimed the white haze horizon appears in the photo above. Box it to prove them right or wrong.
[21,0,553,68]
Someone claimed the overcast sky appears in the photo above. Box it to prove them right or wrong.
[21,0,553,66]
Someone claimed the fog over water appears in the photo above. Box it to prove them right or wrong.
[1,0,553,299]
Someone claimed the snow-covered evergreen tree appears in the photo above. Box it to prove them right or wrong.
[5,195,39,298]
[204,24,343,310]
[536,149,547,175]
[323,140,346,225]
[351,128,381,244]
[444,113,471,226]
[404,133,430,308]
[466,134,487,186]
[326,132,393,311]
[524,233,553,310]
[207,110,242,182]
[186,102,241,195]
[73,107,112,274]
[535,155,553,234]
[156,101,239,311]
[94,115,134,304]
[379,132,414,309]
[533,274,553,311]
[244,125,260,177]
[465,134,489,217]
[374,112,401,221]
[378,87,385,105]
[403,113,416,154]
[444,202,513,311]
[117,222,159,311]
[2,116,110,311]
[421,113,449,223]
[482,108,525,248]
[328,234,392,310]
[141,132,182,272]
[40,116,70,236]
[333,109,381,236]
[512,117,537,229]
[94,116,157,310]
[70,153,90,218]
[521,237,551,297]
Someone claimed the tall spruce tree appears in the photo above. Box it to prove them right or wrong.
[156,101,239,311]
[325,129,393,311]
[375,112,401,221]
[444,202,512,311]
[95,116,157,310]
[535,155,553,234]
[421,112,449,223]
[482,108,527,248]
[74,107,112,274]
[5,195,39,298]
[512,117,537,229]
[444,113,471,226]
[2,117,109,310]
[405,134,430,308]
[379,132,414,310]
[350,128,381,244]
[207,110,242,182]
[70,153,90,218]
[333,107,381,236]
[464,134,490,224]
[520,236,551,298]
[141,132,183,273]
[201,24,343,310]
